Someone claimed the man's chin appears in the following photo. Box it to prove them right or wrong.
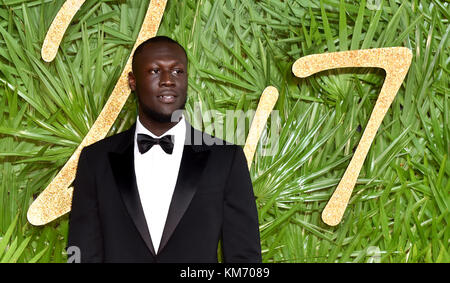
[140,105,185,123]
[143,110,172,123]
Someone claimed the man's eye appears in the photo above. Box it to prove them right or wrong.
[173,69,183,74]
[150,69,159,74]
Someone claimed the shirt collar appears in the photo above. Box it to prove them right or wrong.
[135,114,186,144]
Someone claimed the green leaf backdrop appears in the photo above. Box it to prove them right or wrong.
[0,0,448,262]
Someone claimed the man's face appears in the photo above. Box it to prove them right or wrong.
[129,42,188,123]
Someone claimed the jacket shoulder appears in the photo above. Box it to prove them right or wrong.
[81,126,134,155]
[192,128,244,156]
[189,126,236,147]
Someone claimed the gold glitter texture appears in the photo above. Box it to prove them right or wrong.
[41,0,86,62]
[244,86,279,169]
[293,47,412,226]
[27,0,168,226]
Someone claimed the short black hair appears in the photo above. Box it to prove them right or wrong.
[131,36,187,73]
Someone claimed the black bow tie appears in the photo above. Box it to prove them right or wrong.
[137,133,174,154]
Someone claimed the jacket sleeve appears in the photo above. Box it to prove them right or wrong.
[67,147,104,263]
[222,145,262,263]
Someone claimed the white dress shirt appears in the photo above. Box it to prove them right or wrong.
[134,114,186,253]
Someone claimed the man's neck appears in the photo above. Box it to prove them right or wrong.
[138,115,182,137]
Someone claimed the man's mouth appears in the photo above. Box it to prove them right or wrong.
[157,93,177,104]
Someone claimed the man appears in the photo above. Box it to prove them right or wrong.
[67,36,262,263]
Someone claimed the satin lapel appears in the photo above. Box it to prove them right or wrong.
[108,125,156,256]
[157,124,211,254]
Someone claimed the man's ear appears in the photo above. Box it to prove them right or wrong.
[128,72,136,91]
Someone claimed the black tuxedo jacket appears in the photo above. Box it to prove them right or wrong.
[67,120,262,263]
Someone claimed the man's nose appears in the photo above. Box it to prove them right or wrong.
[159,70,175,87]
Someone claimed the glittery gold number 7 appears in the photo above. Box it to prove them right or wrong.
[292,47,412,226]
[27,0,168,225]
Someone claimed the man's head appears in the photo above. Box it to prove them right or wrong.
[129,36,188,123]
